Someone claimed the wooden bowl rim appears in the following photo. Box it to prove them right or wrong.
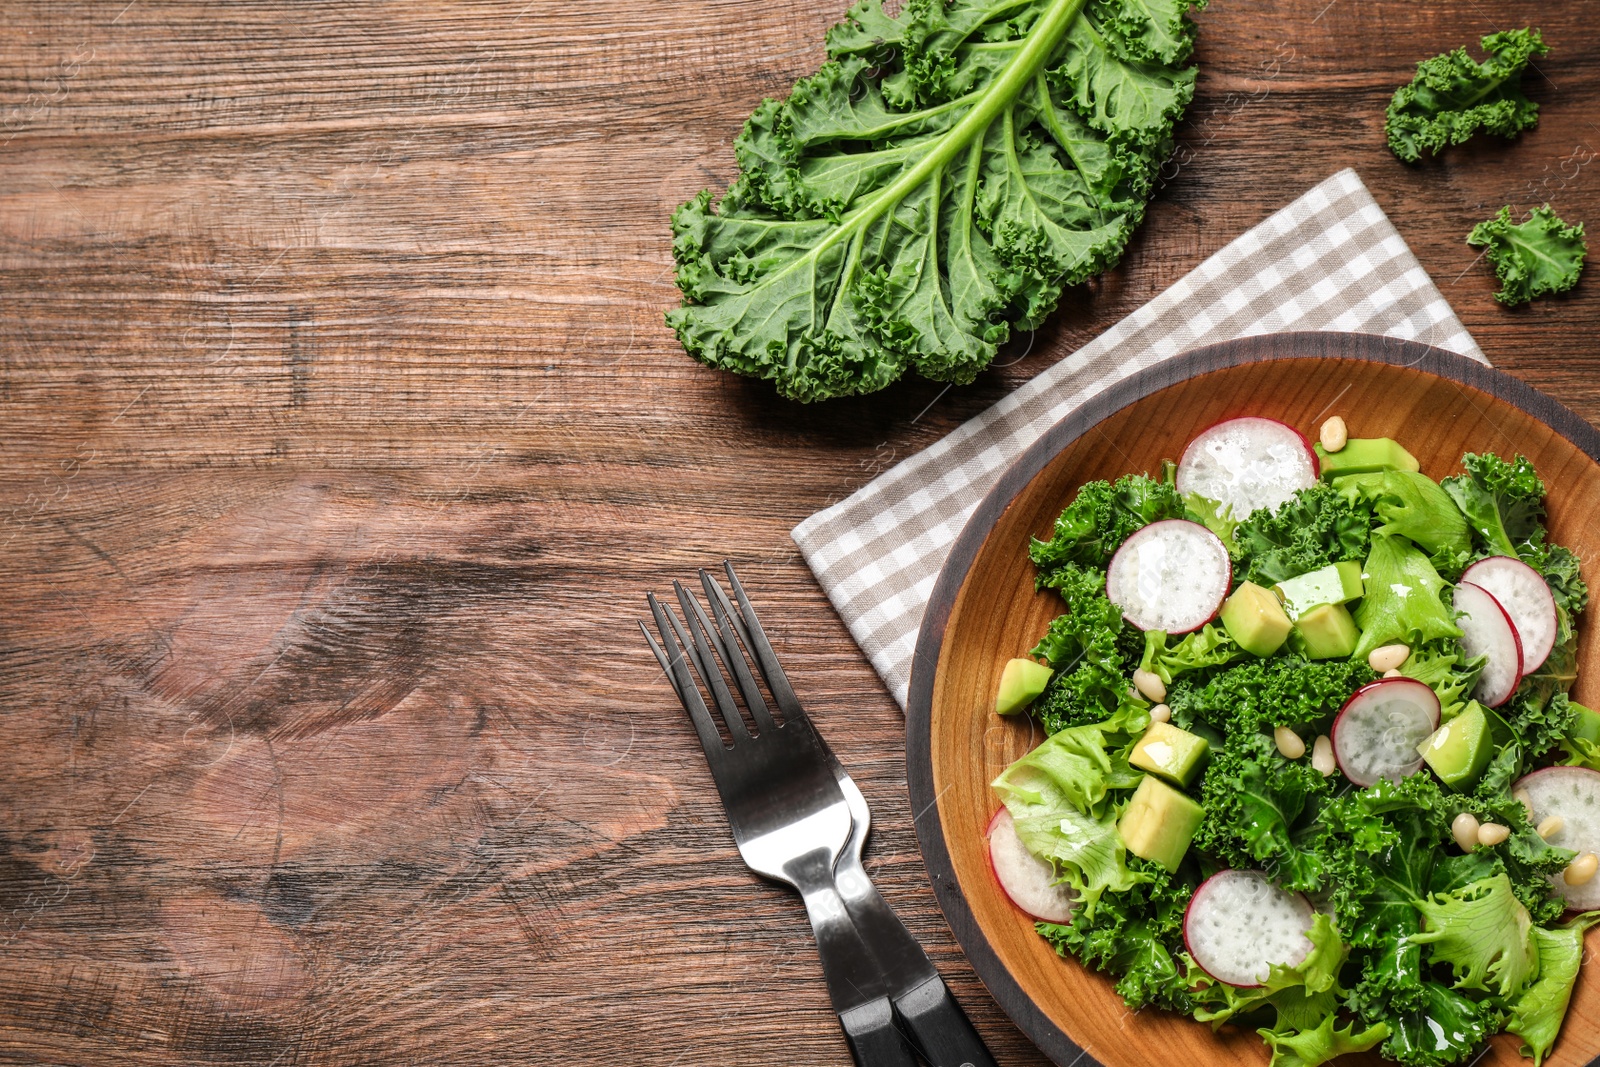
[905,331,1600,1067]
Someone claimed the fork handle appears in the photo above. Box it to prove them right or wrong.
[840,997,920,1067]
[895,974,998,1067]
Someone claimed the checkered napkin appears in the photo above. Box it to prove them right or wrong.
[791,168,1487,709]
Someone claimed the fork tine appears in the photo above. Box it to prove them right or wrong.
[643,597,727,760]
[698,569,779,733]
[673,581,751,743]
[722,561,805,719]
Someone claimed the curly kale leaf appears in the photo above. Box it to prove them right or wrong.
[1378,981,1498,1067]
[1467,204,1587,307]
[1167,655,1374,737]
[1442,451,1547,560]
[668,0,1205,401]
[1399,640,1485,721]
[1232,483,1370,586]
[1031,473,1184,577]
[1192,730,1330,892]
[1385,28,1548,164]
[1029,563,1138,732]
[1522,540,1588,619]
[1038,856,1197,1012]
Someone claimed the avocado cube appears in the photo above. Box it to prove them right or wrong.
[1130,721,1211,787]
[1570,702,1600,746]
[1220,581,1293,657]
[1293,602,1362,660]
[1315,438,1421,479]
[995,658,1053,716]
[1275,562,1365,619]
[1118,776,1203,873]
[1418,700,1493,790]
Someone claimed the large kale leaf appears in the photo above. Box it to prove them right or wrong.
[667,0,1205,401]
[1385,28,1548,164]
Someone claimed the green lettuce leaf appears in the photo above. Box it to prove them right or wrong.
[1258,1013,1389,1067]
[1352,534,1461,660]
[1410,873,1537,997]
[1341,470,1472,577]
[1385,28,1548,163]
[992,707,1149,907]
[1467,204,1587,307]
[668,0,1205,401]
[1505,913,1600,1066]
[1138,624,1243,686]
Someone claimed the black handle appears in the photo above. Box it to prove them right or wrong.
[894,974,999,1067]
[840,996,920,1067]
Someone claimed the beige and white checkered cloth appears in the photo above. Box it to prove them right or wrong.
[792,168,1488,709]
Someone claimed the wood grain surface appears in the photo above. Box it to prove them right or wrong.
[1,2,1597,1065]
[909,340,1600,1067]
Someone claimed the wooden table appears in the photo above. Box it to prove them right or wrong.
[3,2,1596,1064]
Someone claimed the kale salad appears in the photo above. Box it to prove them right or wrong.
[985,415,1600,1067]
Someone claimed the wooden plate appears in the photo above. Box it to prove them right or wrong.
[906,332,1600,1067]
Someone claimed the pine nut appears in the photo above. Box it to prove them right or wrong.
[1565,852,1599,887]
[1537,815,1565,840]
[1148,703,1171,724]
[1274,726,1306,760]
[1384,669,1403,679]
[1133,669,1166,703]
[1451,812,1481,852]
[1514,788,1535,818]
[1320,416,1348,453]
[1368,644,1411,673]
[1477,822,1510,847]
[1311,734,1336,776]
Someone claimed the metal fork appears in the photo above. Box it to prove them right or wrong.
[643,563,996,1067]
[643,571,916,1067]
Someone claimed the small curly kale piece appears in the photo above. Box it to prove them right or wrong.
[1169,655,1374,736]
[1030,473,1184,579]
[1029,563,1137,733]
[1232,483,1370,586]
[1442,452,1546,559]
[1038,856,1197,1012]
[1385,28,1548,164]
[1468,205,1586,307]
[1192,729,1331,892]
[1378,981,1498,1067]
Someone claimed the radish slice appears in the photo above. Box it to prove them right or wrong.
[1461,557,1558,673]
[1105,519,1232,634]
[1515,767,1600,911]
[1332,678,1441,787]
[986,809,1077,923]
[1454,581,1524,707]
[1184,869,1315,987]
[1175,417,1319,520]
